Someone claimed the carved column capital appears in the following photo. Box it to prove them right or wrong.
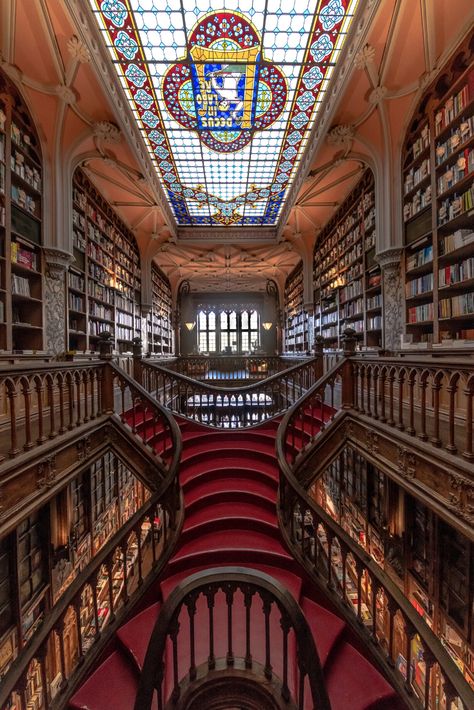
[43,248,74,280]
[354,44,376,70]
[92,121,121,145]
[375,248,404,271]
[67,36,91,63]
[326,124,355,149]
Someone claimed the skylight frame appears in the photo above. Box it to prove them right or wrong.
[89,0,360,228]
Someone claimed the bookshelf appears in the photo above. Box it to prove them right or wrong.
[69,168,142,353]
[146,263,173,355]
[313,169,381,349]
[284,261,309,353]
[0,69,44,354]
[402,37,474,345]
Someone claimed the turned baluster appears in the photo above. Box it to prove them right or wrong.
[463,376,474,460]
[82,371,89,423]
[121,542,129,604]
[421,648,435,710]
[397,369,406,430]
[225,585,234,666]
[187,595,197,681]
[280,614,291,702]
[407,370,416,435]
[387,598,398,667]
[262,595,273,680]
[74,372,82,427]
[372,368,379,419]
[418,371,429,440]
[387,368,395,426]
[38,645,50,710]
[35,377,46,443]
[106,555,115,623]
[55,617,68,687]
[244,587,253,669]
[359,366,366,414]
[379,368,387,423]
[135,524,143,586]
[403,620,415,692]
[170,617,181,703]
[20,378,34,450]
[430,372,443,447]
[47,377,57,439]
[205,588,216,670]
[58,377,67,433]
[446,372,460,454]
[366,367,372,417]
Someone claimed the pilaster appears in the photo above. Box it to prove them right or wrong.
[375,248,404,351]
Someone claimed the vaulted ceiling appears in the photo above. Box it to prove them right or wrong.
[2,0,473,295]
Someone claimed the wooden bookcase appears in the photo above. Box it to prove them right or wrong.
[146,263,173,355]
[402,35,474,345]
[313,169,381,350]
[69,168,142,353]
[284,261,309,353]
[0,70,44,355]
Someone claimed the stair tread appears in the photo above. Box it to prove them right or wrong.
[68,651,138,710]
[326,642,399,710]
[300,597,346,667]
[181,459,279,485]
[184,477,277,506]
[183,501,277,531]
[171,529,291,560]
[117,602,161,671]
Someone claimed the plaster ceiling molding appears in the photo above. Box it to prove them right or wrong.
[55,84,77,105]
[64,0,177,234]
[354,43,376,70]
[368,85,389,106]
[326,124,356,153]
[92,120,121,145]
[278,1,382,238]
[66,35,91,63]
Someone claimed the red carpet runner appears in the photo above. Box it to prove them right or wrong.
[70,418,404,709]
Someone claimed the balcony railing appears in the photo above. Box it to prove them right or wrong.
[134,567,331,710]
[276,336,474,710]
[0,339,183,710]
[153,354,311,382]
[137,352,322,428]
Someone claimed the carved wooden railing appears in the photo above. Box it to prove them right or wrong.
[276,348,474,710]
[134,567,331,710]
[351,355,474,461]
[0,346,183,710]
[138,355,322,428]
[148,354,310,381]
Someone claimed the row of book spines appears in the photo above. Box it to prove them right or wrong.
[439,291,474,318]
[435,73,473,137]
[439,257,474,287]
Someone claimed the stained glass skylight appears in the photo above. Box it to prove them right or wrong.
[90,0,360,227]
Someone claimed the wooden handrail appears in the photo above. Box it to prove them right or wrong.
[0,357,184,710]
[139,355,322,428]
[275,349,474,710]
[134,567,331,710]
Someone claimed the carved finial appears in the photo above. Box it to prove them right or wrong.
[92,121,121,145]
[354,44,376,69]
[326,124,355,148]
[67,36,91,64]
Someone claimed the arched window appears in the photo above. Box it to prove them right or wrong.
[241,310,259,352]
[198,310,216,353]
[220,310,237,352]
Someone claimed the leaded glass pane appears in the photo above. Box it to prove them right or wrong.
[90,0,360,227]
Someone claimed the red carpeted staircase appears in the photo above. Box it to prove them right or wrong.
[69,416,405,710]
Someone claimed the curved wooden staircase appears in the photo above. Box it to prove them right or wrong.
[69,417,405,710]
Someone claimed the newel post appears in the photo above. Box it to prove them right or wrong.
[132,337,143,386]
[341,328,356,409]
[314,335,325,381]
[98,332,114,414]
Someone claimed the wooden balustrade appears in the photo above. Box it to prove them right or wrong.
[147,354,310,382]
[0,349,183,710]
[352,356,474,461]
[140,356,321,428]
[134,567,331,710]
[276,347,474,710]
